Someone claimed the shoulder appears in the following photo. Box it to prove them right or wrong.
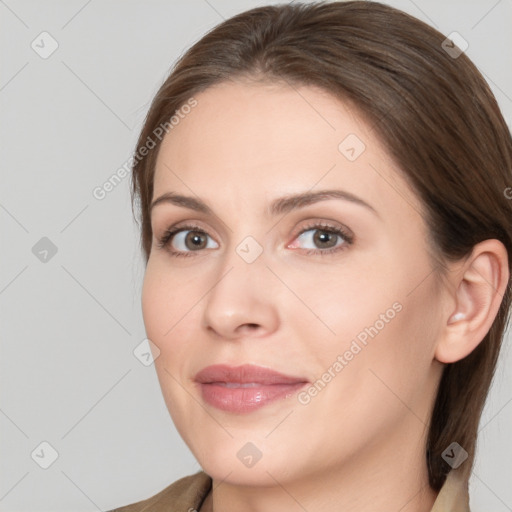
[107,470,212,512]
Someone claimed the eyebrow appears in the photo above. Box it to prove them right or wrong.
[150,189,379,218]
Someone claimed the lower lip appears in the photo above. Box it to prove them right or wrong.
[198,382,308,413]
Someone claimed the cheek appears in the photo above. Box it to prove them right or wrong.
[289,259,397,352]
[141,262,183,354]
[300,250,439,402]
[337,274,441,413]
[142,258,189,329]
[141,260,203,369]
[141,265,164,339]
[141,264,198,420]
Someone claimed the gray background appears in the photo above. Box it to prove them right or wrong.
[1,1,511,510]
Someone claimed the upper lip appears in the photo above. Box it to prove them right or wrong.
[194,364,308,385]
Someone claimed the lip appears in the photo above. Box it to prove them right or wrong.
[194,364,309,413]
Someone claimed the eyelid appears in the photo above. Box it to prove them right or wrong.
[155,221,216,252]
[290,219,354,243]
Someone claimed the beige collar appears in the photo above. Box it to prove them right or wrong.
[431,470,470,511]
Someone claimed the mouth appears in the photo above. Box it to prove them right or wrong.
[194,364,309,413]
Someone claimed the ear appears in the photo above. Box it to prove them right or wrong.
[435,239,510,364]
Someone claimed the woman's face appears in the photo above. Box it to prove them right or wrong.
[142,79,446,486]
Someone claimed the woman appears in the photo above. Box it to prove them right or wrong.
[110,1,512,510]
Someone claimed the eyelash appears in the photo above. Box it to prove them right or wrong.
[156,221,354,258]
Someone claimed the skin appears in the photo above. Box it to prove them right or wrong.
[142,78,509,512]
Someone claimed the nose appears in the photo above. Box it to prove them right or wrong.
[201,244,280,341]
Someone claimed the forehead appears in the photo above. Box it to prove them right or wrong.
[152,80,423,220]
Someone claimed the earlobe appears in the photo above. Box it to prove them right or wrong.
[434,239,509,364]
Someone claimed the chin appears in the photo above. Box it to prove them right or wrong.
[184,434,292,484]
[201,459,291,487]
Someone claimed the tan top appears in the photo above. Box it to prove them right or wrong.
[108,468,470,511]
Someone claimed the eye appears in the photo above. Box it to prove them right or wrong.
[288,222,354,255]
[156,221,354,258]
[156,223,218,257]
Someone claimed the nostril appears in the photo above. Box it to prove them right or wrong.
[235,323,261,336]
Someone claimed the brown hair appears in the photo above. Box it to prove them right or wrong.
[130,0,512,491]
